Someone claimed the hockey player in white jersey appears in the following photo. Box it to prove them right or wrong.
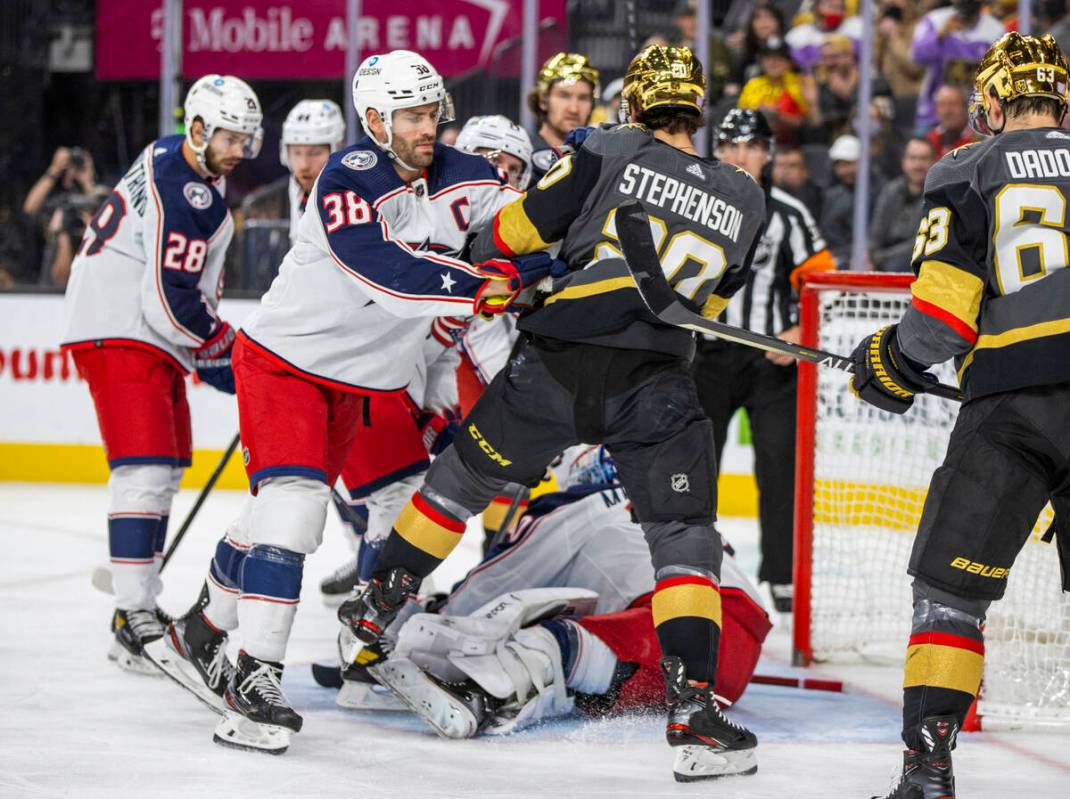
[455,114,534,190]
[60,75,262,674]
[279,98,345,241]
[165,50,557,755]
[335,447,771,742]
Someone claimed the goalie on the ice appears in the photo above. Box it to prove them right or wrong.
[340,44,768,782]
[333,446,772,739]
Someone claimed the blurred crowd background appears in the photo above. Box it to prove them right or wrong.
[0,0,1059,294]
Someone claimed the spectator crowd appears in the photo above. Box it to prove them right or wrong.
[1,0,1063,289]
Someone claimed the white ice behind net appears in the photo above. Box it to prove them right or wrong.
[809,287,1070,728]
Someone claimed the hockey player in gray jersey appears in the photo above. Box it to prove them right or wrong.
[340,44,767,782]
[850,33,1070,799]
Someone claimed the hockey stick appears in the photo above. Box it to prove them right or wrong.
[90,433,241,595]
[613,200,965,403]
[485,482,531,553]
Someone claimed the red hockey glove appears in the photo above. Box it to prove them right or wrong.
[193,321,236,395]
[473,259,522,319]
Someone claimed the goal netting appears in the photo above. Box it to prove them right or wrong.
[793,272,1070,730]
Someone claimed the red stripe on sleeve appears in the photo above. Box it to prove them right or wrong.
[908,631,985,655]
[655,575,718,592]
[911,296,978,345]
[492,212,518,258]
[410,491,466,534]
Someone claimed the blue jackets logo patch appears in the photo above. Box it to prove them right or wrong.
[342,150,378,171]
[183,182,213,210]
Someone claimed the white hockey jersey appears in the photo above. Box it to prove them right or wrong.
[61,135,233,370]
[242,137,524,393]
[446,485,766,617]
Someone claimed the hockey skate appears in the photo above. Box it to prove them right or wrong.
[369,657,490,738]
[337,566,419,645]
[661,656,758,782]
[107,608,165,676]
[320,557,360,607]
[335,633,404,711]
[872,716,958,799]
[214,651,302,755]
[154,604,234,715]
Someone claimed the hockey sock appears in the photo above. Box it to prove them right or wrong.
[651,567,722,684]
[237,545,304,662]
[374,488,468,578]
[540,618,617,695]
[204,535,249,630]
[901,590,985,750]
[108,512,161,610]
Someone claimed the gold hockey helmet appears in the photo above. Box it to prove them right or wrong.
[621,45,705,118]
[969,32,1070,134]
[536,52,600,99]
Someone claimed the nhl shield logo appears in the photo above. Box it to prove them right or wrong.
[183,182,213,210]
[670,473,690,493]
[342,150,378,171]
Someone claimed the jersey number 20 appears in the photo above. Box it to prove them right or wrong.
[595,208,728,306]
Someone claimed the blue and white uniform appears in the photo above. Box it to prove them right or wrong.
[242,137,524,393]
[62,135,232,368]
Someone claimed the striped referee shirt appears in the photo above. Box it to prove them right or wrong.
[720,185,833,337]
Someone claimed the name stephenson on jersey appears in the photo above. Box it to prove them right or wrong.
[473,124,765,356]
[241,137,523,393]
[897,128,1070,399]
[61,135,233,371]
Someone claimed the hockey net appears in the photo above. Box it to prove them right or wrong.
[793,272,1070,730]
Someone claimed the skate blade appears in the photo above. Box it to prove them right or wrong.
[108,640,162,677]
[672,745,758,782]
[143,638,226,716]
[213,711,291,755]
[336,678,404,711]
[369,658,478,739]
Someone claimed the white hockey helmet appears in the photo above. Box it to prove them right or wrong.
[455,115,534,189]
[184,74,264,174]
[351,50,455,171]
[280,99,346,167]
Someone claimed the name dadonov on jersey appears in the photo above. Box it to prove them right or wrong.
[1005,147,1070,179]
[617,164,744,243]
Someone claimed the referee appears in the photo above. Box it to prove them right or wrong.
[695,109,836,612]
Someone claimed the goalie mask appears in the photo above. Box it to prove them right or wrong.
[455,115,534,189]
[969,32,1070,136]
[351,50,455,172]
[551,445,619,491]
[280,99,345,168]
[621,45,705,122]
[183,75,264,175]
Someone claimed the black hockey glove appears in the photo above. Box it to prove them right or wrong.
[850,325,933,414]
[193,321,236,395]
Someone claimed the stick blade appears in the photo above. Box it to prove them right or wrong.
[615,200,679,320]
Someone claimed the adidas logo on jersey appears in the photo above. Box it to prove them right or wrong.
[686,162,705,180]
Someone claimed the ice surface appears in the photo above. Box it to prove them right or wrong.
[1,484,1067,798]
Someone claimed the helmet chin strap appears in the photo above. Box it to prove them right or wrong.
[186,125,222,177]
[370,117,421,174]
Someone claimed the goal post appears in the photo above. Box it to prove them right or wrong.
[791,271,1069,730]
